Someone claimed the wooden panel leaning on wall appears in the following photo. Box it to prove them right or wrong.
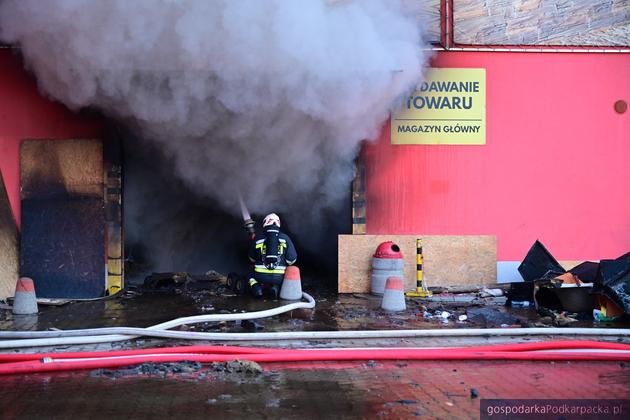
[0,170,18,300]
[20,139,106,299]
[338,234,496,293]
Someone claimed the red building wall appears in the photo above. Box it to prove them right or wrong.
[2,48,629,267]
[0,50,103,226]
[365,51,630,264]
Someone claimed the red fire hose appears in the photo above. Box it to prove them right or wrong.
[0,344,282,363]
[0,340,629,375]
[441,340,630,353]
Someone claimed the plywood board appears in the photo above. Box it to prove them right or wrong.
[20,139,106,299]
[338,234,496,293]
[0,171,18,299]
[21,139,103,199]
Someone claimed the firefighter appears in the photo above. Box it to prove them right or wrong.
[247,213,297,298]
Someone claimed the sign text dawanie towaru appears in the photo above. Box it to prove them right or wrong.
[391,68,486,145]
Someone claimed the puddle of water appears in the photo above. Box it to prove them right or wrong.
[1,360,628,419]
[0,367,372,420]
[2,279,627,334]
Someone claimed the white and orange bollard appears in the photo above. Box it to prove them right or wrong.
[381,276,406,312]
[280,266,302,300]
[12,277,38,315]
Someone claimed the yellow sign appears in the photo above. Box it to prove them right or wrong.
[391,68,486,145]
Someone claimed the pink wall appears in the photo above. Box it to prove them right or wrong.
[1,49,628,261]
[0,50,103,226]
[365,51,630,261]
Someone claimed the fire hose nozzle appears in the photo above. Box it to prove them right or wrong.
[243,218,255,236]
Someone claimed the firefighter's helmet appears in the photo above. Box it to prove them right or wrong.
[262,213,281,228]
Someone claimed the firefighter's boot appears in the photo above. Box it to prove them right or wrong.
[269,284,280,300]
[249,278,263,298]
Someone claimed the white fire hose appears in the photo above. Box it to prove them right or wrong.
[1,292,629,349]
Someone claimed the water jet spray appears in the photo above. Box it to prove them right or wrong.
[238,191,256,240]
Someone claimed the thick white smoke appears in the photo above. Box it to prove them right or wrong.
[0,0,428,265]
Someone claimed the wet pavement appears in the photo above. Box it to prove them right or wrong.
[1,359,629,419]
[2,278,624,335]
[1,278,629,418]
[1,279,628,353]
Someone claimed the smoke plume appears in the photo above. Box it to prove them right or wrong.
[0,0,428,272]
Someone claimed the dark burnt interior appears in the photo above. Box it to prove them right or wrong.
[121,129,349,289]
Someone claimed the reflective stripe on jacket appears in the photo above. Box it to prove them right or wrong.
[248,229,297,280]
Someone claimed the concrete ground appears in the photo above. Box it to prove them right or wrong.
[2,359,629,419]
[1,282,629,418]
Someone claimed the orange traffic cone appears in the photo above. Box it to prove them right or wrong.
[280,266,302,300]
[381,276,406,312]
[12,277,38,315]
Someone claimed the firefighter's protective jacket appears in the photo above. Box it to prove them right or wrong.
[248,227,297,284]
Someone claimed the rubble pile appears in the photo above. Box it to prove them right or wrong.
[510,240,630,322]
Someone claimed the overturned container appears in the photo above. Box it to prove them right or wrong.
[553,283,595,313]
[371,241,404,296]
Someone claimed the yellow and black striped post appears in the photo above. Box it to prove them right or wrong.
[406,238,432,298]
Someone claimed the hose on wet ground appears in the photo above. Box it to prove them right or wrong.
[3,327,630,350]
[0,292,317,348]
[1,289,630,349]
[1,340,629,363]
[1,340,630,375]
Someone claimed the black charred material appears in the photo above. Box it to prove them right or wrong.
[20,139,107,299]
[466,307,521,328]
[569,261,600,283]
[143,272,192,292]
[91,361,203,378]
[21,197,105,298]
[532,282,563,310]
[241,319,264,331]
[595,253,630,315]
[142,271,227,293]
[506,282,536,303]
[518,240,566,282]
